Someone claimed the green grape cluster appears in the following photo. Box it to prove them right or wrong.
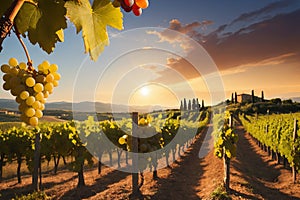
[1,58,61,126]
[118,126,162,153]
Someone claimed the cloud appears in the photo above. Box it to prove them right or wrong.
[148,19,213,51]
[203,9,300,70]
[220,53,298,76]
[230,0,298,25]
[148,4,300,86]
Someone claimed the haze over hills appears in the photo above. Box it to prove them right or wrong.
[0,99,174,113]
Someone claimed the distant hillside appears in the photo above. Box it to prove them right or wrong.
[0,99,18,111]
[0,99,173,113]
[291,97,300,103]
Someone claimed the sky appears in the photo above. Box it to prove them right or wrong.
[1,0,300,109]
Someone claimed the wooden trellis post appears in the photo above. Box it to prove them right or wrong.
[131,112,141,196]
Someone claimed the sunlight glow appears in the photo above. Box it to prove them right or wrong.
[140,86,150,96]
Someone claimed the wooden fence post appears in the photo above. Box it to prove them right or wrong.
[131,112,141,196]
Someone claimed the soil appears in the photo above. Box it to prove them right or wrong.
[0,124,299,200]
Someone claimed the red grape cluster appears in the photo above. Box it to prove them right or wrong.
[113,0,149,16]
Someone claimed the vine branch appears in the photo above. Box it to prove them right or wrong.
[14,27,33,70]
[0,0,25,52]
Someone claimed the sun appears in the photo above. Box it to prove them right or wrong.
[140,86,150,96]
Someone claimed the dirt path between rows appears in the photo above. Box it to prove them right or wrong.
[196,124,300,200]
[0,123,300,199]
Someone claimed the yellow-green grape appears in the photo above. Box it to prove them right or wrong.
[3,74,12,82]
[39,98,46,104]
[9,76,21,88]
[35,109,43,118]
[44,82,53,92]
[10,67,18,75]
[35,92,44,101]
[53,72,61,80]
[32,101,41,110]
[25,107,36,117]
[25,77,35,87]
[35,75,45,83]
[37,64,43,72]
[18,103,27,112]
[40,103,45,111]
[41,61,50,73]
[53,80,59,87]
[19,62,27,70]
[46,74,54,82]
[27,87,34,95]
[29,117,38,126]
[15,96,22,104]
[26,96,35,106]
[49,64,58,72]
[14,85,25,95]
[3,82,10,90]
[118,137,126,145]
[1,64,10,73]
[43,91,49,98]
[17,69,26,77]
[8,58,18,67]
[10,88,19,96]
[33,83,44,93]
[20,91,30,100]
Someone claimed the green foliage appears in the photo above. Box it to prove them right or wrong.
[0,110,210,179]
[117,111,210,170]
[12,191,51,200]
[0,0,123,60]
[210,184,232,200]
[65,0,123,60]
[213,113,238,159]
[241,113,300,172]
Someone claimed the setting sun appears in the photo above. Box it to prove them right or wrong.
[140,86,150,96]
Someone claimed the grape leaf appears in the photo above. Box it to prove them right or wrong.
[15,2,41,34]
[15,0,67,54]
[56,29,64,42]
[0,0,14,18]
[65,0,123,61]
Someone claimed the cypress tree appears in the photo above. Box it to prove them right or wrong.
[188,99,192,111]
[183,98,187,111]
[234,92,237,104]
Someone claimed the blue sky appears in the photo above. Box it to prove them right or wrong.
[1,0,300,107]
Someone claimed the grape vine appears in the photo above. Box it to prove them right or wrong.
[0,0,151,126]
[241,113,300,173]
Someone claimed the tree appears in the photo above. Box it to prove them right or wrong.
[180,100,183,110]
[251,90,255,103]
[188,99,191,111]
[261,91,264,102]
[192,98,196,110]
[234,92,237,104]
[183,98,187,111]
